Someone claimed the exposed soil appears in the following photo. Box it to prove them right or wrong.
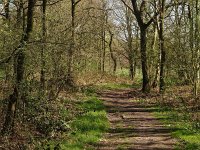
[97,89,179,150]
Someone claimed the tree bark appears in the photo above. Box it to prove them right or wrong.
[193,0,199,98]
[130,0,156,93]
[152,22,159,88]
[102,27,106,73]
[159,0,166,93]
[126,9,134,80]
[140,27,150,92]
[1,0,35,135]
[108,31,117,73]
[40,0,47,94]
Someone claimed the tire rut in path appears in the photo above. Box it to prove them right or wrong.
[96,89,178,150]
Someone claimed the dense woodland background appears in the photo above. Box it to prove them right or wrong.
[0,0,199,149]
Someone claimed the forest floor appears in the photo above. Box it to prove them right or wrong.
[0,81,199,150]
[96,88,180,150]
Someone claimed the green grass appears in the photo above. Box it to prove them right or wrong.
[61,97,109,150]
[82,87,97,96]
[80,97,105,112]
[116,68,130,77]
[154,108,200,150]
[40,96,109,150]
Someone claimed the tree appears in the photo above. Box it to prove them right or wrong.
[1,0,35,135]
[125,7,135,80]
[188,0,200,97]
[158,0,166,93]
[130,0,157,92]
[108,29,117,73]
[40,0,47,94]
[66,0,82,87]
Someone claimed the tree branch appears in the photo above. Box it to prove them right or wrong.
[75,0,81,6]
[131,0,144,26]
[0,44,22,65]
[165,1,187,10]
[145,12,158,27]
[120,0,134,14]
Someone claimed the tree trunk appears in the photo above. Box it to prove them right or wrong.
[40,0,47,94]
[66,0,76,87]
[101,6,107,73]
[1,0,35,135]
[102,28,106,73]
[130,0,156,93]
[128,57,134,80]
[159,0,166,93]
[152,23,159,88]
[126,7,135,80]
[194,0,199,98]
[108,31,117,73]
[140,27,150,92]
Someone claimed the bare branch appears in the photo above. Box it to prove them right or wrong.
[75,0,82,6]
[0,44,23,65]
[165,1,187,10]
[120,0,134,14]
[145,12,158,27]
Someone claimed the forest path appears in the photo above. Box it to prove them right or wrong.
[96,89,179,150]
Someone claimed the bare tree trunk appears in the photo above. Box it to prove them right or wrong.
[129,58,134,80]
[193,0,199,98]
[125,7,135,80]
[66,0,78,87]
[188,1,199,97]
[102,27,106,73]
[40,0,47,94]
[159,0,166,93]
[108,30,117,73]
[130,0,156,93]
[101,4,107,73]
[1,0,35,135]
[152,23,159,88]
[140,27,150,92]
[98,42,102,72]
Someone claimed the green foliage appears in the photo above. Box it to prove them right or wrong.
[165,77,190,87]
[71,111,108,133]
[80,97,105,112]
[165,77,180,86]
[40,96,109,150]
[116,69,129,77]
[62,97,109,149]
[25,96,71,136]
[82,87,97,96]
[154,108,200,150]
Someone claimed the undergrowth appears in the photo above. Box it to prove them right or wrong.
[38,96,109,150]
[154,107,200,150]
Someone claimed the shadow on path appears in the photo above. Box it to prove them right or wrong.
[96,89,179,150]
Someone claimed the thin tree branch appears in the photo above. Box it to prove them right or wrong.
[75,0,81,6]
[120,0,134,14]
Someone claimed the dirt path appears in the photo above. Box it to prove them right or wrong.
[97,89,179,150]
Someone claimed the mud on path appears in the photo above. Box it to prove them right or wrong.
[96,89,179,150]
